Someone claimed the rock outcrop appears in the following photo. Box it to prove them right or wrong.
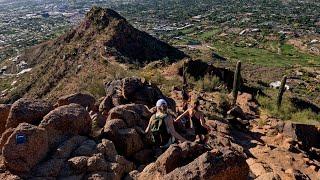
[5,98,53,129]
[102,77,176,114]
[0,74,318,180]
[39,103,91,148]
[56,92,96,111]
[2,123,48,172]
[134,142,248,180]
[0,104,11,135]
[283,121,320,153]
[103,103,151,157]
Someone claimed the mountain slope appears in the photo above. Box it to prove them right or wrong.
[1,7,186,103]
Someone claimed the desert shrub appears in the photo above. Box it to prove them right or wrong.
[258,90,320,124]
[194,74,220,92]
[86,80,105,98]
[257,119,267,128]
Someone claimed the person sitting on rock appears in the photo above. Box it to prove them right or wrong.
[175,99,210,144]
[145,99,187,148]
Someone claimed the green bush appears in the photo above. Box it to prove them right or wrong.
[194,74,220,92]
[258,90,320,124]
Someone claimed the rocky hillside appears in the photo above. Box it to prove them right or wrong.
[0,7,186,103]
[0,5,319,180]
[0,77,319,180]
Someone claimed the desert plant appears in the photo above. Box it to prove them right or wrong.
[194,74,220,92]
[182,61,188,86]
[277,75,287,108]
[232,61,241,105]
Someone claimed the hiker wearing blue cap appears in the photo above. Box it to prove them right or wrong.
[145,99,187,148]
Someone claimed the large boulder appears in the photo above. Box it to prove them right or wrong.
[52,135,88,159]
[137,142,248,180]
[5,98,53,129]
[0,128,15,150]
[2,123,48,172]
[283,122,320,149]
[103,104,151,157]
[99,96,113,115]
[137,142,207,179]
[86,153,110,172]
[57,93,96,111]
[104,77,176,111]
[164,150,249,180]
[115,128,144,157]
[236,93,258,118]
[122,77,144,99]
[68,156,89,173]
[39,104,91,148]
[0,104,11,135]
[107,104,151,128]
[104,119,127,138]
[96,139,118,161]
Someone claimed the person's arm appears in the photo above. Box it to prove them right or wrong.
[175,109,190,122]
[199,112,210,131]
[166,115,187,142]
[145,115,154,133]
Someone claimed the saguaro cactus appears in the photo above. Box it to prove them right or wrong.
[232,61,241,106]
[277,75,287,108]
[182,61,188,86]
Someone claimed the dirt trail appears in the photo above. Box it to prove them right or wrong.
[232,118,320,179]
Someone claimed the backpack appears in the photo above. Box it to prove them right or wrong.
[150,114,170,145]
[150,114,167,132]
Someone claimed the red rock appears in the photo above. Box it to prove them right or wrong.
[137,142,207,179]
[137,142,248,180]
[236,93,258,117]
[52,136,88,159]
[68,156,89,172]
[103,119,127,137]
[57,92,96,111]
[122,77,143,99]
[107,104,151,128]
[0,104,11,135]
[0,128,14,150]
[99,96,113,115]
[256,172,281,180]
[115,128,144,157]
[0,171,22,180]
[39,104,91,148]
[2,123,48,172]
[96,139,118,160]
[5,98,53,129]
[164,150,249,180]
[87,153,110,172]
[115,155,135,174]
[85,172,118,180]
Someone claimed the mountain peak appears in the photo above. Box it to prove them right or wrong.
[3,7,186,101]
[85,6,125,28]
